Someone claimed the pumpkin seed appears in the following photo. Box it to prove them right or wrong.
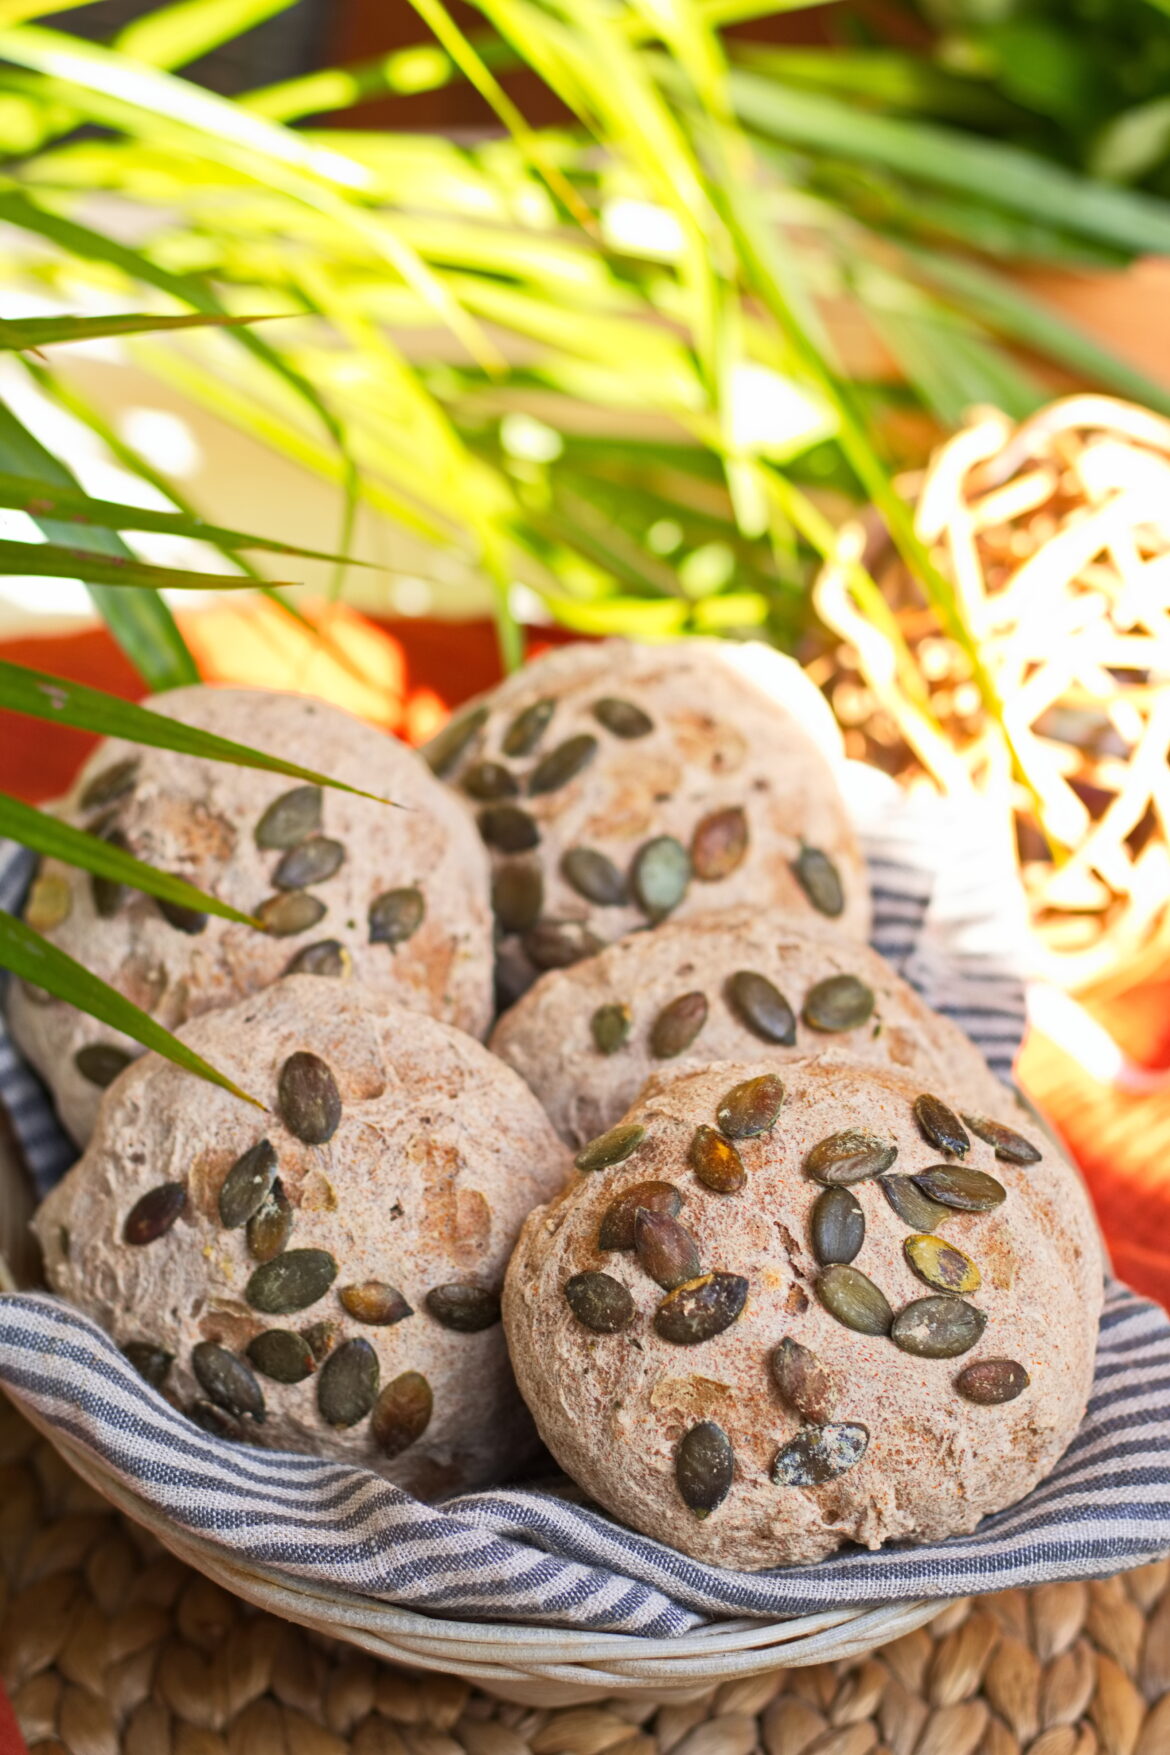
[218,1139,278,1230]
[631,836,690,921]
[255,785,322,850]
[962,1114,1042,1165]
[528,734,598,795]
[691,807,749,883]
[188,1401,241,1441]
[676,1421,733,1517]
[278,1051,342,1144]
[81,757,139,811]
[805,1129,897,1186]
[561,847,627,906]
[157,898,207,934]
[257,891,327,937]
[75,1043,133,1088]
[770,1337,836,1423]
[246,1248,338,1315]
[492,861,543,931]
[285,938,352,978]
[913,1093,970,1157]
[654,1273,748,1345]
[816,1264,893,1335]
[634,1208,701,1290]
[424,704,488,775]
[575,1122,645,1172]
[726,970,795,1045]
[273,836,345,890]
[192,1342,266,1421]
[462,760,519,801]
[502,697,555,757]
[302,1320,340,1362]
[904,1233,981,1295]
[772,1423,868,1486]
[424,1284,501,1332]
[591,1001,632,1055]
[248,1178,292,1262]
[891,1295,987,1358]
[565,1271,634,1333]
[91,827,130,917]
[593,697,653,739]
[340,1282,413,1326]
[124,1182,186,1246]
[955,1358,1030,1405]
[372,1371,434,1459]
[478,804,541,853]
[792,845,844,917]
[881,1175,950,1232]
[599,1180,682,1250]
[247,1330,316,1384]
[650,991,708,1059]
[368,887,425,948]
[802,975,875,1033]
[523,920,605,970]
[716,1073,784,1139]
[318,1338,380,1428]
[122,1341,173,1388]
[913,1166,1006,1213]
[811,1187,865,1265]
[689,1125,745,1194]
[25,872,72,932]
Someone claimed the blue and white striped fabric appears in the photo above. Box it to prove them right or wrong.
[2,772,1169,1635]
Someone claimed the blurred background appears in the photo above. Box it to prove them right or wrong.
[3,0,1170,1304]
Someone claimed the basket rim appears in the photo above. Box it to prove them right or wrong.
[20,1402,947,1685]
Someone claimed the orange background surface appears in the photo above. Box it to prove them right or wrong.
[5,600,1168,1317]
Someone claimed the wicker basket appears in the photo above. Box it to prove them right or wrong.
[0,1110,947,1704]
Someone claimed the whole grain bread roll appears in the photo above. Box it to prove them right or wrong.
[503,1054,1101,1568]
[424,639,868,1004]
[490,906,1009,1146]
[35,976,571,1496]
[10,686,494,1144]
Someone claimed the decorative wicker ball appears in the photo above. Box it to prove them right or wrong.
[812,394,1170,990]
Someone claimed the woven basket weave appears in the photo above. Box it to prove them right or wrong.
[0,1104,946,1703]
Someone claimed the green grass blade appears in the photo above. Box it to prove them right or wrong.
[0,792,258,926]
[115,0,297,69]
[0,658,399,802]
[730,72,1170,257]
[0,310,279,351]
[0,472,373,563]
[0,907,263,1110]
[0,391,197,690]
[0,536,289,591]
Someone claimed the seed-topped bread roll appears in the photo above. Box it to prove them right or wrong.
[424,639,868,1004]
[10,686,494,1144]
[490,906,1009,1147]
[35,976,571,1495]
[503,1055,1101,1568]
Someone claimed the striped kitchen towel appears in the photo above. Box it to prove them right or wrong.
[1,770,1169,1634]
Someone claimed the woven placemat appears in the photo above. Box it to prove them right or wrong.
[2,1395,1168,1755]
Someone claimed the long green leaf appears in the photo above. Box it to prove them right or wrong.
[730,73,1170,257]
[0,472,372,563]
[0,536,287,591]
[115,0,297,69]
[0,907,263,1110]
[0,792,258,926]
[0,390,197,690]
[0,659,398,803]
[0,310,279,351]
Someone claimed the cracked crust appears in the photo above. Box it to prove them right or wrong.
[490,906,1010,1146]
[35,976,571,1495]
[9,687,494,1144]
[503,1055,1102,1568]
[428,639,869,1002]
